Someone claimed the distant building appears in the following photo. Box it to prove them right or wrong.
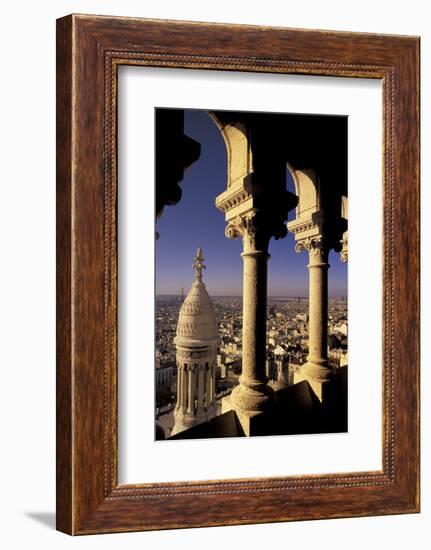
[155,364,174,390]
[272,345,289,389]
[329,348,348,368]
[288,362,303,385]
[155,352,174,402]
[296,313,309,322]
[338,322,348,336]
[219,364,228,379]
[328,333,342,349]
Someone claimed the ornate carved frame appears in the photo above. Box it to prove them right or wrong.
[56,14,420,534]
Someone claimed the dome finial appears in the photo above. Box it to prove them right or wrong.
[193,247,206,281]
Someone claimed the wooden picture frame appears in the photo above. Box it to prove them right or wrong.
[56,14,420,535]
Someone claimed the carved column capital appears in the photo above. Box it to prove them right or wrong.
[294,235,329,264]
[225,212,287,254]
[340,233,348,262]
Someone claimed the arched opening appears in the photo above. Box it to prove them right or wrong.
[156,109,246,297]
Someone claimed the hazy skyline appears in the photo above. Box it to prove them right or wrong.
[156,109,347,298]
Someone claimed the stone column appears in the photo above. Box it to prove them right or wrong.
[197,364,205,411]
[187,367,195,414]
[205,362,211,409]
[176,366,183,411]
[213,115,297,434]
[223,214,273,426]
[181,367,189,414]
[211,365,215,403]
[296,237,332,382]
[286,170,336,403]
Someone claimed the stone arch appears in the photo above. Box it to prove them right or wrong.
[208,113,253,190]
[286,163,320,225]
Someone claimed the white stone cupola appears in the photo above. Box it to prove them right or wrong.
[172,248,218,435]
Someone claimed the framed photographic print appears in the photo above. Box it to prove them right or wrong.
[56,14,420,534]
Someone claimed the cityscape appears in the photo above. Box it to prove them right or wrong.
[155,108,348,439]
[155,292,347,439]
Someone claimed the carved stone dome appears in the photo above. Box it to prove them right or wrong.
[174,249,218,347]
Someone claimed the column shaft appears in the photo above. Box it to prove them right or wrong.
[176,367,183,410]
[206,363,211,408]
[302,244,332,381]
[241,251,269,387]
[230,249,272,413]
[308,260,328,364]
[181,368,189,413]
[197,365,204,411]
[187,368,194,413]
[211,365,215,403]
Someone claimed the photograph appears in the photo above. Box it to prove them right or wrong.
[154,108,348,440]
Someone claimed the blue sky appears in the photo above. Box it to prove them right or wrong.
[156,109,347,297]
